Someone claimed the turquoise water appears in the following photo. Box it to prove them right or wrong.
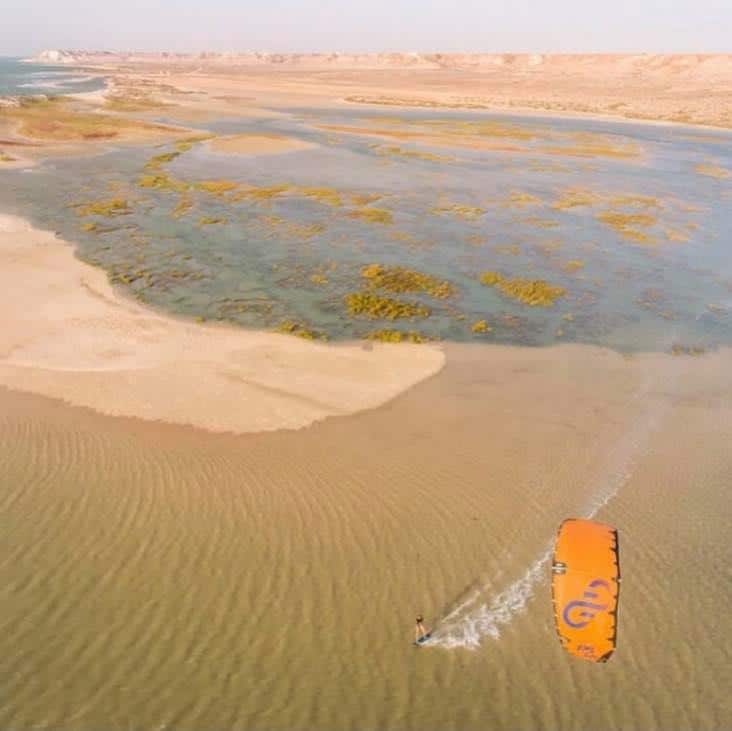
[0,57,105,97]
[1,104,730,351]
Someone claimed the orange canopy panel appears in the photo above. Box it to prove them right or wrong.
[551,518,620,662]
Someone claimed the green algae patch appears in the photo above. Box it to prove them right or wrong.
[287,222,326,240]
[75,197,130,217]
[562,260,585,273]
[665,228,690,243]
[138,173,190,193]
[260,216,326,241]
[196,179,239,195]
[387,230,433,251]
[175,134,216,152]
[361,263,455,299]
[109,258,207,292]
[199,216,227,226]
[232,184,292,201]
[695,163,729,179]
[505,191,543,208]
[420,118,539,141]
[537,240,563,256]
[462,234,484,248]
[494,244,521,256]
[480,271,566,307]
[299,187,343,207]
[365,329,431,343]
[471,319,493,334]
[345,292,430,320]
[373,144,453,162]
[275,320,325,341]
[349,208,393,225]
[610,194,662,209]
[172,196,193,218]
[543,133,641,159]
[670,344,707,356]
[637,288,677,320]
[431,203,484,220]
[529,160,572,173]
[524,216,559,229]
[144,151,181,171]
[351,193,383,206]
[598,211,656,227]
[552,188,601,210]
[2,96,177,142]
[597,211,658,244]
[104,93,171,113]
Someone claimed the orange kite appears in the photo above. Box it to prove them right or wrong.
[551,518,620,662]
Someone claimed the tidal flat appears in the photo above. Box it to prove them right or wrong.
[1,102,730,352]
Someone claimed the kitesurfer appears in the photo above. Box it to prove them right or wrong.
[415,614,428,643]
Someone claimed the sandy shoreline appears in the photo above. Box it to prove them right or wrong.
[4,208,731,438]
[32,51,729,131]
[1,59,729,433]
[0,214,444,433]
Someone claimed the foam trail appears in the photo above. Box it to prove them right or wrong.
[430,361,676,650]
[432,545,553,649]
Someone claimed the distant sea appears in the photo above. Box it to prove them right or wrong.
[0,57,105,97]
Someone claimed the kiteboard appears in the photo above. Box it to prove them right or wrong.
[414,632,432,647]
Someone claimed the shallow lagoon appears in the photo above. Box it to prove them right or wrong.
[0,57,105,97]
[1,106,730,351]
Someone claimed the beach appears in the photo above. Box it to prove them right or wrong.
[1,53,731,730]
[0,214,444,432]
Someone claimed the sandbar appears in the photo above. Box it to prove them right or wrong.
[0,215,444,433]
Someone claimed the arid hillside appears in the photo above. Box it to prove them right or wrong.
[34,51,732,128]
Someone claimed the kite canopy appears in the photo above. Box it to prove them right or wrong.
[551,518,620,662]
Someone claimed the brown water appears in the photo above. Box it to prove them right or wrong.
[2,344,731,730]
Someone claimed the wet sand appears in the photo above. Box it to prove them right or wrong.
[209,133,317,156]
[1,339,731,730]
[0,215,444,432]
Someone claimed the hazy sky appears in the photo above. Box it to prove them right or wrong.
[1,0,730,56]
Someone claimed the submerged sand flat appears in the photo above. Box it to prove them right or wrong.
[0,215,444,432]
[1,340,731,730]
[209,133,317,155]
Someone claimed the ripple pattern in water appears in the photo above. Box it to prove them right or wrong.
[1,344,731,730]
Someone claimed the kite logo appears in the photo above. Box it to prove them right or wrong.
[562,579,611,629]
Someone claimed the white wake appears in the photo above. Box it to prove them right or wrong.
[429,364,674,650]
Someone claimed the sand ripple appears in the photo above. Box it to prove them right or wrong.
[1,342,731,729]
